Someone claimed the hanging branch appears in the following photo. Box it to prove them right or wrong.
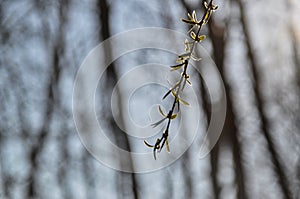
[144,0,218,160]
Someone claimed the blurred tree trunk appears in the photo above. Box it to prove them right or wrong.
[97,1,139,198]
[208,13,248,199]
[26,0,68,197]
[0,3,10,198]
[181,130,193,198]
[180,1,247,198]
[291,31,300,90]
[83,151,97,199]
[287,2,300,198]
[210,145,220,199]
[55,1,72,199]
[26,41,60,197]
[235,0,292,198]
[58,127,72,199]
[286,0,300,94]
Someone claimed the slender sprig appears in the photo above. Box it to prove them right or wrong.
[144,0,218,159]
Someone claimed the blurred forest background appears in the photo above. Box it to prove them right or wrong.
[1,0,300,198]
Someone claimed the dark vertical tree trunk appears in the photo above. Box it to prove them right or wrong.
[55,1,72,198]
[97,1,139,198]
[210,146,220,199]
[181,135,193,198]
[83,151,96,199]
[286,2,300,89]
[58,129,72,199]
[286,2,299,198]
[26,0,66,197]
[235,0,292,198]
[0,3,9,198]
[26,48,60,198]
[208,15,248,199]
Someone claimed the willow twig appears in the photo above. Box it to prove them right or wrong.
[144,0,218,159]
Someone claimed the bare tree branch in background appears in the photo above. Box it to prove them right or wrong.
[97,0,139,198]
[235,0,292,198]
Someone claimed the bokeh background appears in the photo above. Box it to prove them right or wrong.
[1,0,300,198]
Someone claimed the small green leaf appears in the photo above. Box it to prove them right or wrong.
[158,105,166,117]
[192,11,197,21]
[190,31,197,40]
[179,98,190,106]
[166,139,170,153]
[198,35,206,41]
[171,90,179,101]
[170,65,183,71]
[181,18,197,25]
[170,63,184,71]
[184,39,191,52]
[144,140,154,148]
[186,78,192,85]
[191,53,202,61]
[204,1,209,9]
[187,12,193,20]
[171,90,190,106]
[170,114,177,119]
